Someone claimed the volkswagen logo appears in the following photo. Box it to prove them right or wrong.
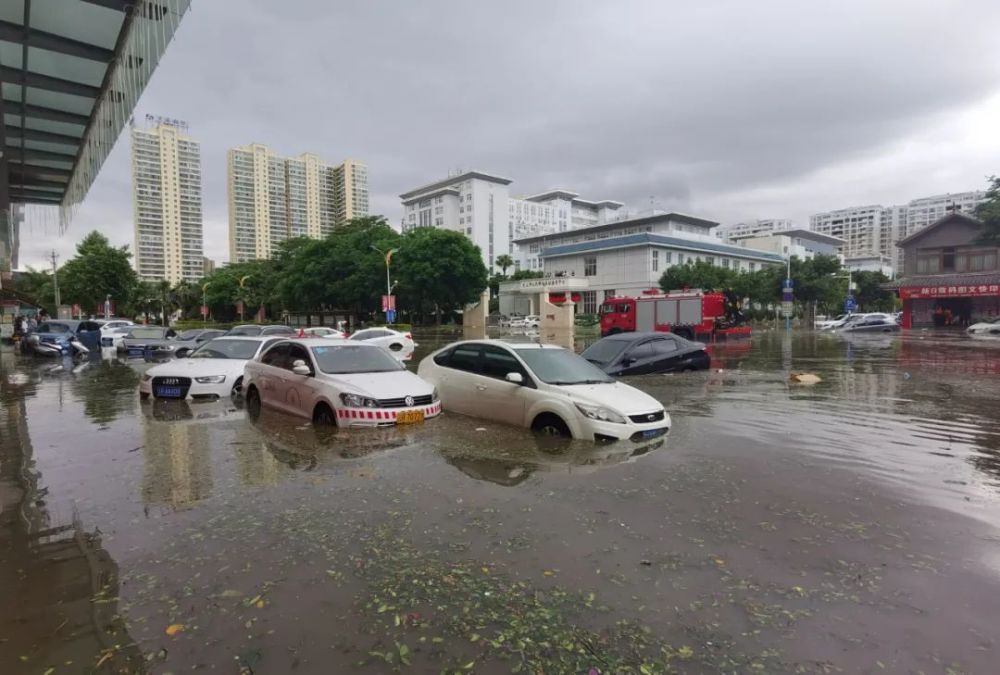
[163,378,179,385]
[404,395,414,407]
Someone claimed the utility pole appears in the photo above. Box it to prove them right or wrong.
[51,250,61,308]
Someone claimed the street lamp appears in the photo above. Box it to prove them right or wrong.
[238,275,251,322]
[371,245,399,322]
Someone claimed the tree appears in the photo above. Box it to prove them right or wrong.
[852,271,894,312]
[12,267,56,312]
[495,254,514,276]
[396,227,489,323]
[659,260,737,293]
[975,175,1000,243]
[59,231,138,314]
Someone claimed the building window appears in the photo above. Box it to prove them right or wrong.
[584,256,597,276]
[582,291,597,314]
[651,250,659,272]
[603,289,616,301]
[722,258,730,268]
[749,262,756,271]
[677,253,684,264]
[705,256,715,266]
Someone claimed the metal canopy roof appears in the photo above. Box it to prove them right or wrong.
[0,0,191,221]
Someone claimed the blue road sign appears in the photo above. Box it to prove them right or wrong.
[386,309,397,323]
[844,295,857,313]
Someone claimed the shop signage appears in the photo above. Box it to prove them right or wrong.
[899,284,1000,299]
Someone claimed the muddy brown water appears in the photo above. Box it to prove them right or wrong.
[2,329,1000,673]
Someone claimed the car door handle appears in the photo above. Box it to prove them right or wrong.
[475,385,487,391]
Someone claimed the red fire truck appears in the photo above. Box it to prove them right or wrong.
[599,289,751,340]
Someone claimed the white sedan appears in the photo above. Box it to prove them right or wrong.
[967,318,1000,338]
[139,336,281,400]
[348,327,416,361]
[418,340,670,443]
[244,338,440,427]
[303,326,346,339]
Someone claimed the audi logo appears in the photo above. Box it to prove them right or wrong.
[404,395,414,407]
[162,378,179,385]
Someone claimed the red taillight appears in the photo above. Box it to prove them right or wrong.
[404,333,412,340]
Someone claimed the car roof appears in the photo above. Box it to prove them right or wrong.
[455,339,565,350]
[207,335,274,342]
[602,331,675,342]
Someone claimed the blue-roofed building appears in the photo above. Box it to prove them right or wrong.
[512,212,784,314]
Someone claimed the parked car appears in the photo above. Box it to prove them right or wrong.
[100,325,134,351]
[226,325,297,337]
[26,320,101,357]
[524,315,541,329]
[171,328,228,356]
[139,336,282,400]
[119,326,178,358]
[302,326,346,339]
[243,338,440,426]
[816,314,848,330]
[348,327,416,361]
[581,331,710,375]
[967,318,1000,338]
[837,314,900,333]
[418,340,670,442]
[509,317,528,329]
[96,319,134,338]
[499,314,523,328]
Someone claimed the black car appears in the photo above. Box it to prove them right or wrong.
[581,331,710,376]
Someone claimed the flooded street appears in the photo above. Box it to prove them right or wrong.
[3,330,1000,674]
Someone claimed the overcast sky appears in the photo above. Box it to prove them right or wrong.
[16,0,1000,269]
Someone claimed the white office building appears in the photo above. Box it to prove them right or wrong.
[715,218,794,242]
[844,254,895,277]
[732,229,843,261]
[399,171,628,271]
[513,212,785,314]
[131,122,203,283]
[810,190,986,276]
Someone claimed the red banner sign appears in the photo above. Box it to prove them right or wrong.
[382,295,396,311]
[200,304,209,317]
[899,284,1000,299]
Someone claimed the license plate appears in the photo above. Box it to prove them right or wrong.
[155,387,183,398]
[396,410,425,424]
[127,348,143,357]
[642,428,665,439]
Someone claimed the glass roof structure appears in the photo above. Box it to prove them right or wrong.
[0,0,191,273]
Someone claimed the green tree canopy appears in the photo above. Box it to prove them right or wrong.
[659,260,738,293]
[396,227,488,321]
[495,254,514,276]
[12,267,56,312]
[975,175,1000,243]
[59,231,138,314]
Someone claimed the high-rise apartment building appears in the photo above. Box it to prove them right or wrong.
[131,122,204,283]
[227,144,369,263]
[810,190,986,275]
[399,171,627,271]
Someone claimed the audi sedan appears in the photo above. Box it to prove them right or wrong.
[244,338,440,427]
[418,340,670,443]
[139,336,281,400]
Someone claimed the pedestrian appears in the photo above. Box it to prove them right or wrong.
[13,315,24,338]
[26,315,37,333]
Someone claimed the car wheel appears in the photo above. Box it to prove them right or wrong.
[313,403,337,426]
[531,413,571,438]
[246,386,262,419]
[175,348,189,358]
[231,377,243,396]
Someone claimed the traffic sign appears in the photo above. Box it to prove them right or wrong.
[781,301,793,318]
[844,295,857,313]
[386,309,396,323]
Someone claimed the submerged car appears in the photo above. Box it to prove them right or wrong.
[837,314,900,333]
[581,331,710,375]
[244,338,440,427]
[302,326,347,339]
[348,327,416,361]
[119,326,178,358]
[26,320,101,357]
[140,336,280,400]
[418,340,670,443]
[967,318,1000,338]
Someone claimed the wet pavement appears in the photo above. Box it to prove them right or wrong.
[3,329,1000,674]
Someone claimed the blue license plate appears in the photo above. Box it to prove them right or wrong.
[155,387,183,398]
[127,348,143,357]
[642,428,665,439]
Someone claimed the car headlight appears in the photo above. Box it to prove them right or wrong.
[340,393,380,408]
[161,345,175,351]
[141,373,152,382]
[195,375,226,384]
[574,402,626,424]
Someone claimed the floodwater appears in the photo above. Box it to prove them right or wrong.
[2,329,1000,674]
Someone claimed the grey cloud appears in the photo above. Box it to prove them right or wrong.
[16,0,1000,268]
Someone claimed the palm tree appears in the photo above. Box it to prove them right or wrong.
[495,254,514,276]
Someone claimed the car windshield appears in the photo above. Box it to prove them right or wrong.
[261,326,294,335]
[42,323,72,334]
[128,327,166,338]
[177,329,202,340]
[311,345,404,374]
[229,326,262,336]
[190,339,260,360]
[580,339,628,365]
[516,348,614,385]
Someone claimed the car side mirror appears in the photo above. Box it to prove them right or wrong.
[505,372,524,384]
[292,360,312,376]
[621,356,635,366]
